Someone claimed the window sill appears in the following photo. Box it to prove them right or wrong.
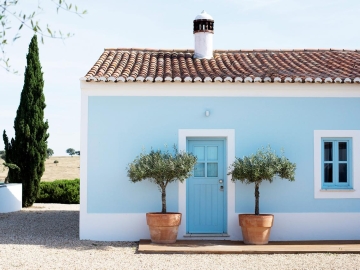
[320,189,355,192]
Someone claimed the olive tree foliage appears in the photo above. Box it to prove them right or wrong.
[127,146,197,213]
[0,0,87,72]
[229,146,296,215]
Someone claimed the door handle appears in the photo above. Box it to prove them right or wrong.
[219,179,223,183]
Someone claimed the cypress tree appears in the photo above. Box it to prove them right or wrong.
[3,35,49,207]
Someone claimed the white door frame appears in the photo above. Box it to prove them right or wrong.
[178,129,239,239]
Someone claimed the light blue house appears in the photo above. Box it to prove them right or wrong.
[80,11,360,241]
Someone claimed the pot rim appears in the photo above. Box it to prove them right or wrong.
[146,212,182,215]
[239,214,274,217]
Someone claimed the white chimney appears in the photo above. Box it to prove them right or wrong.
[193,10,214,59]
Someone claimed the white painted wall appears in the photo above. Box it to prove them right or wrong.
[80,212,360,241]
[0,184,22,213]
[80,81,360,98]
[194,32,213,59]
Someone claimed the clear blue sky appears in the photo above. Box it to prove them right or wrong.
[0,0,359,156]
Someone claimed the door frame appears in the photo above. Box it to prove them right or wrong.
[178,129,236,238]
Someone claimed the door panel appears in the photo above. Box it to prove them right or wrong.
[187,139,226,233]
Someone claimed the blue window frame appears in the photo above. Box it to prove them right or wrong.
[322,138,352,189]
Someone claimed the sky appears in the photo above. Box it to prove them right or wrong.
[0,0,359,156]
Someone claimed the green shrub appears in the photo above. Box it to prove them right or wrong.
[37,179,80,204]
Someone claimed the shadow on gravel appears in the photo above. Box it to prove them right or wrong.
[0,209,138,251]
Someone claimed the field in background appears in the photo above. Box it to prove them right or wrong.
[0,156,80,182]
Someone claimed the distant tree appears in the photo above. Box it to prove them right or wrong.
[0,150,5,160]
[3,35,49,207]
[66,148,75,157]
[75,151,80,156]
[47,148,54,158]
[54,160,59,166]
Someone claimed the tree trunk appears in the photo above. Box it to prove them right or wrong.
[255,182,260,215]
[161,186,166,213]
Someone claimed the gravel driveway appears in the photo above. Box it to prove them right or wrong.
[1,204,360,270]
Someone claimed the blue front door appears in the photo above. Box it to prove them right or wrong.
[187,139,226,233]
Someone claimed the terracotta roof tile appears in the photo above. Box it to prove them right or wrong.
[185,53,199,79]
[155,52,164,81]
[171,53,181,80]
[147,53,157,81]
[178,53,190,79]
[128,52,144,81]
[111,51,128,79]
[82,48,360,83]
[137,52,150,80]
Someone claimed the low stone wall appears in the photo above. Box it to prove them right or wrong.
[0,183,22,213]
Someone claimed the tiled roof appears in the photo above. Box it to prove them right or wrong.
[81,48,360,83]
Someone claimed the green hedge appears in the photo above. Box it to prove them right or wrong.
[37,179,80,204]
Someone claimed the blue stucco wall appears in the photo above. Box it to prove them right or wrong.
[87,96,360,213]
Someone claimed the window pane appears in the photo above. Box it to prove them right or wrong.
[339,142,347,161]
[194,163,205,177]
[207,163,218,177]
[207,146,218,161]
[339,164,348,183]
[324,164,333,183]
[324,142,333,161]
[193,146,205,160]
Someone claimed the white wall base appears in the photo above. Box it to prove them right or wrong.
[80,213,150,241]
[0,184,22,213]
[80,212,360,241]
[270,213,360,241]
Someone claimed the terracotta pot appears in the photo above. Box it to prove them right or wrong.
[146,212,182,244]
[239,214,274,245]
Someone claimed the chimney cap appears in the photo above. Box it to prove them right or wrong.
[194,10,213,20]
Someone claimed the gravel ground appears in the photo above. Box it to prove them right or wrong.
[1,204,360,270]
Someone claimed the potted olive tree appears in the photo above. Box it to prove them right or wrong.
[229,146,296,245]
[127,146,197,244]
